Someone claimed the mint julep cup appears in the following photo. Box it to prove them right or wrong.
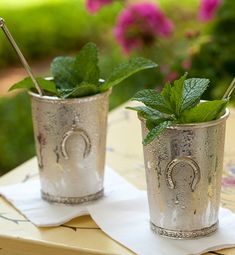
[139,108,229,239]
[29,89,111,204]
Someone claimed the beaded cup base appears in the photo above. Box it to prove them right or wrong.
[150,221,218,239]
[41,189,104,204]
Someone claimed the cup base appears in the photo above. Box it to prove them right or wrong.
[150,221,218,239]
[41,188,104,205]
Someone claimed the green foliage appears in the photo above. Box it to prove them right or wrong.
[126,106,169,121]
[50,42,102,97]
[179,100,228,123]
[161,74,210,117]
[51,57,81,89]
[59,82,99,98]
[161,73,188,115]
[100,57,158,91]
[143,120,174,146]
[131,89,171,114]
[130,74,228,145]
[75,42,100,85]
[190,0,235,102]
[0,0,122,67]
[9,77,57,94]
[0,93,35,175]
[10,43,157,98]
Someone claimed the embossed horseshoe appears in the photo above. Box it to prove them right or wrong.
[166,157,201,192]
[61,128,91,160]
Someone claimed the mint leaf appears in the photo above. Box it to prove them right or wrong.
[131,89,172,114]
[100,57,157,91]
[9,77,58,94]
[160,82,173,111]
[128,73,229,146]
[170,73,188,115]
[10,43,157,99]
[75,42,100,85]
[146,118,175,131]
[127,106,175,131]
[59,82,99,98]
[180,100,228,123]
[51,43,100,90]
[181,78,210,112]
[161,73,188,116]
[126,106,165,120]
[143,120,173,145]
[51,56,80,89]
[161,74,210,117]
[127,106,174,130]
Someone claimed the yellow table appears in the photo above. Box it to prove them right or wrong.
[1,102,235,255]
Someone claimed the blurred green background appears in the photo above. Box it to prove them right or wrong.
[0,0,234,174]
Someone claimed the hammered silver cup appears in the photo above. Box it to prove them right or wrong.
[140,109,229,239]
[29,89,111,204]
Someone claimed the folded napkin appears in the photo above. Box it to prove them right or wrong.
[2,168,235,255]
[0,167,141,227]
[88,192,235,255]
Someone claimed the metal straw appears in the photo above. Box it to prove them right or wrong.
[222,78,235,100]
[0,17,43,96]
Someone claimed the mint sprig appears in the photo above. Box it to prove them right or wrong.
[143,120,175,146]
[129,73,228,145]
[99,57,159,92]
[9,42,157,98]
[179,100,228,123]
[9,77,58,95]
[74,42,100,85]
[51,56,80,89]
[131,89,172,114]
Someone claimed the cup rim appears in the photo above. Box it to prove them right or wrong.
[139,108,230,129]
[28,76,111,103]
[169,108,229,129]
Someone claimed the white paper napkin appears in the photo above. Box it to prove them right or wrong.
[88,192,235,255]
[0,166,141,227]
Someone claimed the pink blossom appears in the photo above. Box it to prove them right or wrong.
[164,71,179,83]
[182,59,192,70]
[114,2,173,53]
[86,0,112,14]
[199,0,222,22]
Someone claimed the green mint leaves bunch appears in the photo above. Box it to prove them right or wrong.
[128,73,228,145]
[9,42,157,98]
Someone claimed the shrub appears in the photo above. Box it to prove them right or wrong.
[190,0,235,101]
[0,0,122,67]
[0,92,35,175]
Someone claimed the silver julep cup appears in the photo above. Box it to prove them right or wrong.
[29,89,111,204]
[140,109,229,239]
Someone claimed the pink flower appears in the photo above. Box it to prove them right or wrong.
[114,2,173,53]
[86,0,112,14]
[182,59,192,70]
[164,71,179,83]
[199,0,222,22]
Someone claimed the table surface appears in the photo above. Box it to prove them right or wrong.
[1,102,235,255]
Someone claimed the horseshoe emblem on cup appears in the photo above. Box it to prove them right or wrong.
[61,127,91,160]
[166,156,201,192]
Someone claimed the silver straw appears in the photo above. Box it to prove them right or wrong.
[0,17,43,96]
[222,77,235,100]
